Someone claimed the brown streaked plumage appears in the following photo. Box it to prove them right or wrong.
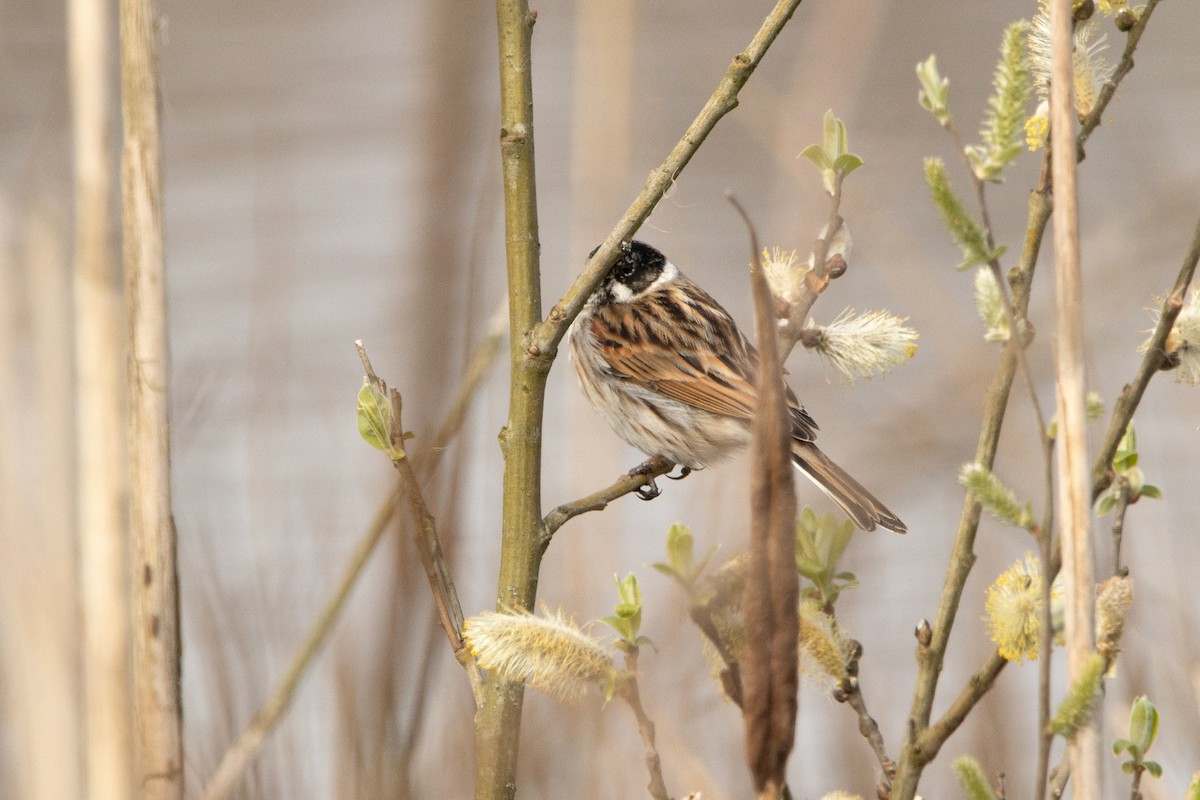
[569,240,906,534]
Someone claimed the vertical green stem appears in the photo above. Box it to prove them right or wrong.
[475,2,546,799]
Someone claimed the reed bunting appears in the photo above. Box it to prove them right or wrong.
[568,240,906,533]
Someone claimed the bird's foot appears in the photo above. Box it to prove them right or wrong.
[629,456,673,501]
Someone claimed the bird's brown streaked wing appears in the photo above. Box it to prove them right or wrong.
[589,295,819,440]
[598,339,759,420]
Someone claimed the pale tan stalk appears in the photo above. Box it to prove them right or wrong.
[1049,1,1099,796]
[71,0,134,797]
[121,0,183,795]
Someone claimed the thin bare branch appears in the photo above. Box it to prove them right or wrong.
[1092,217,1200,500]
[540,456,674,549]
[1076,0,1163,160]
[835,642,895,793]
[914,652,1008,761]
[618,649,670,800]
[531,0,805,359]
[779,175,846,360]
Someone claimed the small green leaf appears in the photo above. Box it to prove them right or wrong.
[651,562,681,581]
[799,143,831,172]
[665,523,695,581]
[1145,761,1162,779]
[600,614,633,642]
[1139,485,1162,499]
[603,573,644,645]
[1112,737,1133,755]
[1095,493,1116,516]
[1128,695,1159,757]
[357,379,397,456]
[823,109,844,157]
[833,153,864,176]
[1114,451,1138,472]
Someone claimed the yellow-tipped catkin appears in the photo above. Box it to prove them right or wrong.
[984,552,1053,662]
[463,608,619,703]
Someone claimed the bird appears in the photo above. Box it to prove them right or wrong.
[568,240,906,533]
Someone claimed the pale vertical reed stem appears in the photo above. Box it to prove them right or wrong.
[121,0,183,795]
[1049,1,1100,796]
[71,0,134,797]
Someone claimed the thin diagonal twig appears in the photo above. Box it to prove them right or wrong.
[201,323,503,800]
[540,456,674,550]
[530,0,806,359]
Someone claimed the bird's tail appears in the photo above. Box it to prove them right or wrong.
[791,440,907,534]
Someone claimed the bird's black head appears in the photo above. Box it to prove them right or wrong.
[591,240,669,301]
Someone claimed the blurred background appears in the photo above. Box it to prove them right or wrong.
[2,0,1198,797]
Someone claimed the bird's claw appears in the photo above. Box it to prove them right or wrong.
[665,465,694,481]
[634,479,661,501]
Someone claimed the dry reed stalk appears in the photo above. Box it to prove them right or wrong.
[71,0,134,796]
[1049,0,1100,796]
[121,0,183,795]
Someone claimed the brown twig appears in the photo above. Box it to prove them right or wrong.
[618,648,671,800]
[540,456,674,550]
[356,341,482,694]
[834,641,895,795]
[1091,218,1200,500]
[1076,0,1163,160]
[1035,479,1056,800]
[1049,759,1071,798]
[941,110,1054,486]
[1109,478,1132,577]
[778,172,846,360]
[913,652,1008,761]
